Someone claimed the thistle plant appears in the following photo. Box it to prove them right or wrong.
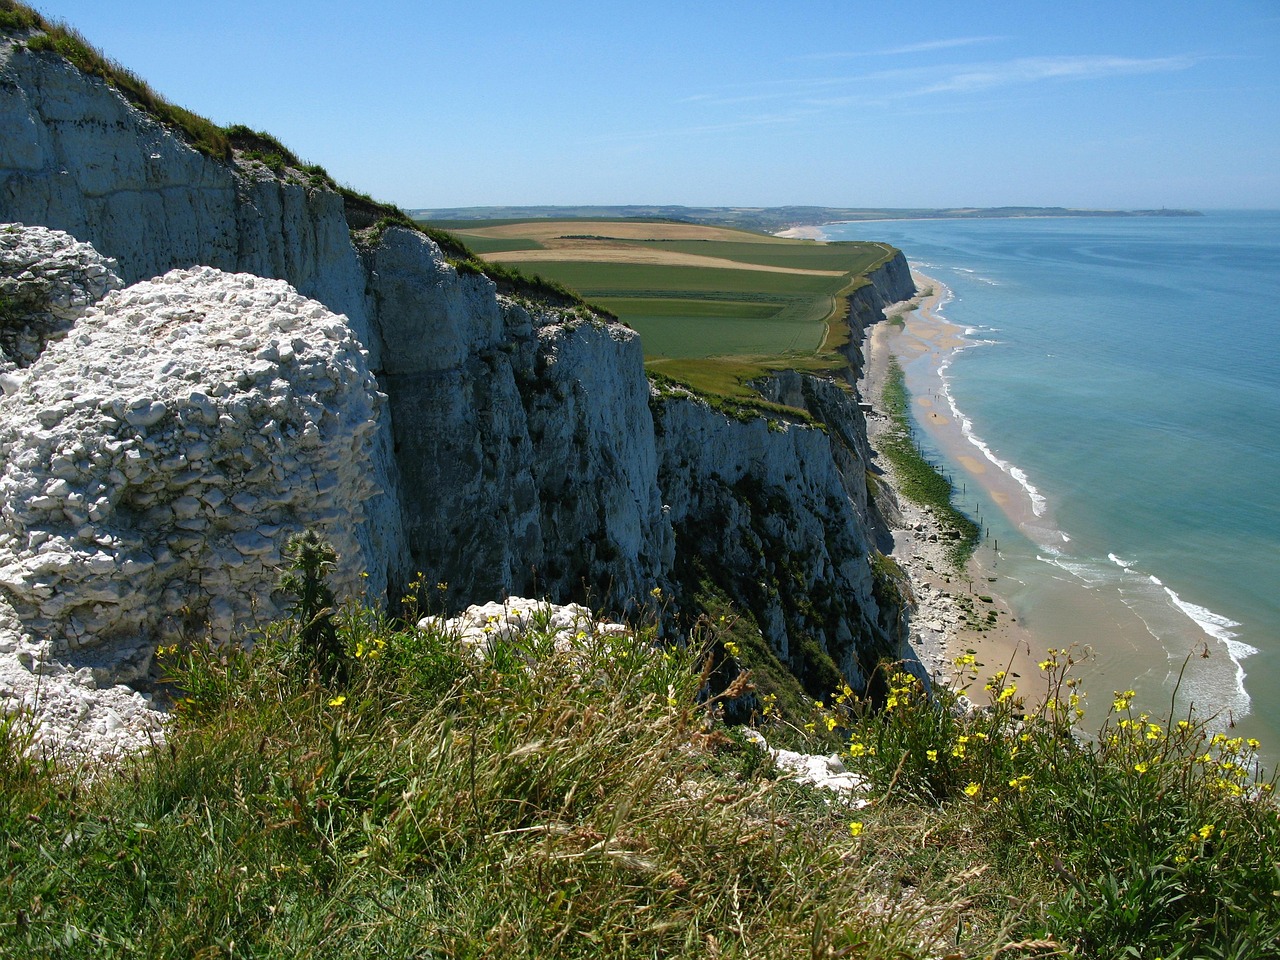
[279,529,346,685]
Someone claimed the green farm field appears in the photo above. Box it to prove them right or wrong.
[418,217,897,398]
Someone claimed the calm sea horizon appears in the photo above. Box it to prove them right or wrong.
[823,212,1280,754]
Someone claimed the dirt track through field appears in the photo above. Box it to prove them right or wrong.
[481,245,846,276]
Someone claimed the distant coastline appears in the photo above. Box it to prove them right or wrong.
[412,205,1203,237]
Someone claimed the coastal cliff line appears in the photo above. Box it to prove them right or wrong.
[0,16,916,755]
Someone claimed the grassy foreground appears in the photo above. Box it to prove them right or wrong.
[0,595,948,958]
[3,571,1278,957]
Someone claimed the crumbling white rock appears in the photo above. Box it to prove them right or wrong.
[0,263,392,759]
[741,727,869,801]
[0,222,123,374]
[419,596,630,658]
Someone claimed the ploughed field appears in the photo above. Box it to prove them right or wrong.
[421,218,895,398]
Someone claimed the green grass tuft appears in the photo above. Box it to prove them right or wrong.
[0,599,968,958]
[12,9,230,160]
[3,592,1277,957]
[811,651,1280,957]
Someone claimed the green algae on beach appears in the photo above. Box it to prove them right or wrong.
[877,357,979,566]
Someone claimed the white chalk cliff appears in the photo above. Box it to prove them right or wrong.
[0,26,916,755]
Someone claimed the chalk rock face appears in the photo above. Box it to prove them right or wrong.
[368,227,673,613]
[0,266,390,689]
[0,222,122,373]
[0,32,919,756]
[654,391,896,693]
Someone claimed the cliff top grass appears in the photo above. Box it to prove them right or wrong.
[422,216,899,407]
[1,0,230,160]
[2,587,1276,958]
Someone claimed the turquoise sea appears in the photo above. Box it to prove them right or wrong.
[823,213,1280,751]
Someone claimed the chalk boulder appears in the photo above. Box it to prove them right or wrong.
[0,263,390,755]
[0,222,122,375]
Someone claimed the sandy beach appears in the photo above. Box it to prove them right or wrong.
[861,272,1055,707]
[773,225,827,240]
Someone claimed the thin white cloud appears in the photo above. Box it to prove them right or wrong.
[684,54,1198,111]
[912,55,1199,96]
[624,54,1201,145]
[802,36,1008,60]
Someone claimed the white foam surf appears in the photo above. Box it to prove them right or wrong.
[920,283,1049,521]
[939,379,1049,518]
[1163,587,1252,651]
[1049,549,1255,714]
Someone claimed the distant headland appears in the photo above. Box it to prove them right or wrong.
[409,205,1204,236]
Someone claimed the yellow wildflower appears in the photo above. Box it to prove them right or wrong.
[849,821,864,838]
[1008,774,1032,794]
[963,782,981,798]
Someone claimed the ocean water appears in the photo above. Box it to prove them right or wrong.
[824,213,1280,750]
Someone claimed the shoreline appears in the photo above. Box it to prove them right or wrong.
[861,272,1052,705]
[777,212,1207,240]
[860,270,1254,733]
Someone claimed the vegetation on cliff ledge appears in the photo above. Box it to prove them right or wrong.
[2,0,230,160]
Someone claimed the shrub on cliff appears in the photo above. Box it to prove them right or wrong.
[807,650,1280,956]
[278,530,347,686]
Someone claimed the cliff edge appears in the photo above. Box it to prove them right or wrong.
[0,18,917,753]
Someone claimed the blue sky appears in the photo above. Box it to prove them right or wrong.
[28,0,1280,209]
